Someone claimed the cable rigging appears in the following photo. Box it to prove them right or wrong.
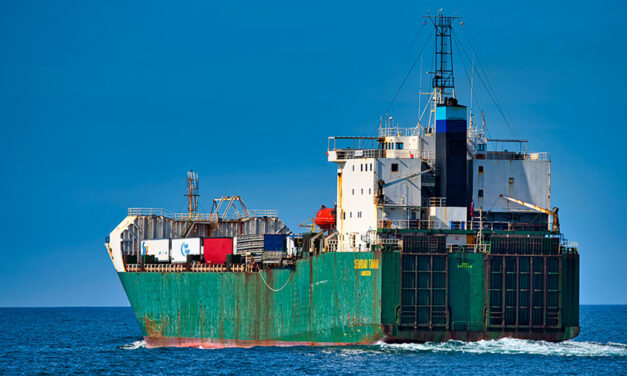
[453,25,520,138]
[385,33,432,115]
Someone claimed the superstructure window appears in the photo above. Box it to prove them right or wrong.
[361,188,364,195]
[396,142,404,150]
[478,166,484,173]
[370,163,373,171]
[361,164,363,172]
[391,163,399,172]
[352,189,355,195]
[478,189,484,198]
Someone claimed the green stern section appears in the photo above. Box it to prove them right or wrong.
[119,252,385,347]
[118,250,579,347]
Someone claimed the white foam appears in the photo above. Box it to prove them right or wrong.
[377,338,627,357]
[119,340,146,350]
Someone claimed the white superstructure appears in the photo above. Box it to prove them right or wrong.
[328,121,434,251]
[327,114,553,251]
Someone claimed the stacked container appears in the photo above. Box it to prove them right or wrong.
[141,239,170,263]
[203,238,233,265]
[171,238,202,263]
[237,234,287,264]
[263,234,286,251]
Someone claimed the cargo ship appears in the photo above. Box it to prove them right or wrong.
[105,13,579,348]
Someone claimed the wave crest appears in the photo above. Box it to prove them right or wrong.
[119,340,146,350]
[378,338,627,357]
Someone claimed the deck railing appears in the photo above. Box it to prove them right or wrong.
[378,126,421,137]
[378,218,550,232]
[468,220,548,232]
[560,240,579,253]
[127,208,217,221]
[125,264,248,273]
[333,149,385,160]
[127,208,278,221]
[480,151,551,161]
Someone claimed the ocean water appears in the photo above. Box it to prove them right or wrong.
[0,306,625,375]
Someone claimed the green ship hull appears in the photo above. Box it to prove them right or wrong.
[118,249,579,348]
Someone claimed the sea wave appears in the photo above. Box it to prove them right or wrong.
[119,340,146,350]
[377,338,627,357]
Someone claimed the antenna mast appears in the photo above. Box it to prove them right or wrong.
[469,52,475,129]
[185,170,199,218]
[426,12,459,104]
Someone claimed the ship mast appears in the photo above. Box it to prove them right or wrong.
[419,11,461,130]
[427,12,458,103]
[185,170,199,219]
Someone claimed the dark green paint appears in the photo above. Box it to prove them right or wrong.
[117,249,579,346]
[120,252,384,344]
[448,252,486,331]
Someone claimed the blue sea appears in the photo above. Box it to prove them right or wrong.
[0,306,625,375]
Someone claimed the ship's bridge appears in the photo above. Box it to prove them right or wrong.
[327,126,432,162]
[326,125,436,251]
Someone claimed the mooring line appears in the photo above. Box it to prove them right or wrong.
[259,270,294,292]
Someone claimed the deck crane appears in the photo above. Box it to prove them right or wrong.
[381,168,433,187]
[376,168,433,205]
[499,194,559,233]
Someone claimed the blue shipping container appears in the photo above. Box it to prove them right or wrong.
[263,234,286,251]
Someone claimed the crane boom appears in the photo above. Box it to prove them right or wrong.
[499,194,560,233]
[382,168,432,187]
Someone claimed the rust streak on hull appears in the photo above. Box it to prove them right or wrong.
[144,336,382,349]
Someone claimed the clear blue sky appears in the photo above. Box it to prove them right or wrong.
[1,0,625,306]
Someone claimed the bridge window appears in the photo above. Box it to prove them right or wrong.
[391,163,399,172]
[396,142,404,150]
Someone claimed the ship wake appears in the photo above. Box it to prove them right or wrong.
[378,339,627,357]
[119,340,146,350]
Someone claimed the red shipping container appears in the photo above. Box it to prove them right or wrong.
[203,238,233,265]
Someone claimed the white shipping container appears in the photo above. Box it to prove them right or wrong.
[446,234,466,247]
[233,237,238,255]
[428,206,467,230]
[286,236,298,257]
[141,239,170,262]
[170,238,202,263]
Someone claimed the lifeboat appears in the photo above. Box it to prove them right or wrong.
[314,205,336,230]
